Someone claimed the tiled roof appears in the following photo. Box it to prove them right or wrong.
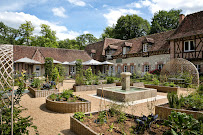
[112,30,175,56]
[169,11,203,40]
[13,45,91,63]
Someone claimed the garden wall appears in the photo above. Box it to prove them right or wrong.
[28,86,59,98]
[46,96,91,113]
[155,104,203,119]
[73,83,116,92]
[144,84,180,94]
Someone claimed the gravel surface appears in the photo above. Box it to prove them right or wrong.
[19,80,191,135]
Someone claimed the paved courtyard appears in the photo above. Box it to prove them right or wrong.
[19,80,192,135]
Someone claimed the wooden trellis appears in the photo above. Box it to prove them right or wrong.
[160,58,199,86]
[0,45,14,135]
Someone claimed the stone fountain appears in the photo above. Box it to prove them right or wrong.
[97,72,157,102]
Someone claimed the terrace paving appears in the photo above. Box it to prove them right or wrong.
[19,80,193,135]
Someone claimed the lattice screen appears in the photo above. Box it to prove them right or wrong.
[160,58,199,86]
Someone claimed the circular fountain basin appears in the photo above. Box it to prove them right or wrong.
[97,86,157,102]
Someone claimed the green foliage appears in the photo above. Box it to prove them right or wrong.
[144,72,154,81]
[108,123,115,133]
[97,111,107,125]
[167,92,184,109]
[164,111,202,135]
[150,9,182,34]
[45,57,53,80]
[117,112,127,123]
[101,26,115,39]
[58,38,79,49]
[114,14,150,40]
[198,85,203,94]
[163,82,169,86]
[19,21,34,45]
[50,93,57,101]
[52,67,59,81]
[54,64,65,77]
[181,72,193,85]
[183,93,203,111]
[107,77,115,84]
[31,78,41,90]
[169,82,176,87]
[85,67,93,82]
[61,90,73,101]
[92,75,99,85]
[73,112,86,122]
[76,34,98,50]
[152,78,159,85]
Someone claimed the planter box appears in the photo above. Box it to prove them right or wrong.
[133,82,144,87]
[46,95,91,113]
[24,82,31,88]
[144,84,180,94]
[28,86,59,98]
[73,83,116,92]
[70,110,134,135]
[155,103,203,119]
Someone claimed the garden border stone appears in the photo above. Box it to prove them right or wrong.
[28,86,59,98]
[73,83,116,92]
[155,103,203,119]
[46,94,91,113]
[144,84,180,94]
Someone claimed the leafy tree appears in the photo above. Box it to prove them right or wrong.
[45,57,53,80]
[76,34,98,50]
[101,26,115,39]
[150,9,182,34]
[58,38,79,49]
[114,14,150,40]
[18,21,34,45]
[75,59,84,85]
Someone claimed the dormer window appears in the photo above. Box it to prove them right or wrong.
[90,49,96,58]
[91,53,95,58]
[184,40,195,52]
[123,47,130,55]
[143,44,148,52]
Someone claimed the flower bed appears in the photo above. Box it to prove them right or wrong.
[155,103,203,119]
[28,86,59,98]
[144,84,180,93]
[70,110,170,135]
[73,83,116,92]
[46,91,91,113]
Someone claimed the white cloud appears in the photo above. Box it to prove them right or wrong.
[52,7,67,18]
[103,9,140,26]
[127,2,142,8]
[0,12,80,40]
[137,0,203,15]
[83,31,89,34]
[67,0,86,7]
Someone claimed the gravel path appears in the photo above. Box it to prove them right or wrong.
[19,80,190,135]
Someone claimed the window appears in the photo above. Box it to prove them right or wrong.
[195,65,201,73]
[123,47,126,55]
[91,53,95,58]
[184,40,195,52]
[158,64,163,70]
[144,65,149,72]
[117,66,121,73]
[36,66,40,71]
[130,65,134,73]
[143,44,148,52]
[124,66,127,72]
[71,66,75,73]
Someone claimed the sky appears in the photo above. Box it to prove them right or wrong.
[0,0,203,40]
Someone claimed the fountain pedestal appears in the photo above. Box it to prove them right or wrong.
[121,72,131,91]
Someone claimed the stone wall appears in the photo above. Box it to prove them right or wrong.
[108,54,170,75]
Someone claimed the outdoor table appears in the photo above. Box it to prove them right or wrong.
[168,78,185,84]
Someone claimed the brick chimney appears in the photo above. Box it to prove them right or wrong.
[179,14,185,24]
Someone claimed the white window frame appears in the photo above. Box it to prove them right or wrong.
[184,40,195,52]
[195,64,201,73]
[158,64,163,70]
[123,47,126,55]
[90,53,95,58]
[143,43,148,52]
[124,66,127,72]
[71,66,75,74]
[144,65,149,72]
[130,65,134,73]
[117,66,121,73]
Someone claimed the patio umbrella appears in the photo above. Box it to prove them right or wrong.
[101,61,114,65]
[53,59,62,64]
[68,60,77,65]
[82,59,102,65]
[15,57,41,64]
[62,61,69,65]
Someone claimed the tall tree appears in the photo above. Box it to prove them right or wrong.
[58,39,79,49]
[76,34,98,50]
[101,26,115,39]
[19,21,34,45]
[114,14,150,40]
[150,9,182,34]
